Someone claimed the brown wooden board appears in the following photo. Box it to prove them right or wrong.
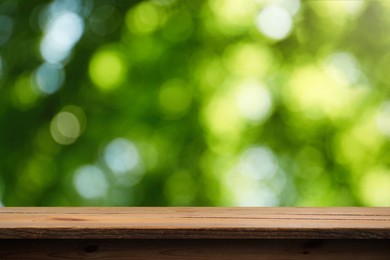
[0,207,389,239]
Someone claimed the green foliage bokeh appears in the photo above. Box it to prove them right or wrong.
[1,0,390,206]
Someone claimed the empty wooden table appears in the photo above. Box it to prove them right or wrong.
[0,207,389,259]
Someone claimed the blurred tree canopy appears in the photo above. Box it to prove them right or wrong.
[1,0,390,206]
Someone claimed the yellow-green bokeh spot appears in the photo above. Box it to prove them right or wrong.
[284,65,365,120]
[202,83,244,144]
[126,1,166,34]
[360,168,390,206]
[11,74,40,110]
[223,42,271,77]
[334,111,383,169]
[191,50,226,94]
[309,0,366,29]
[89,48,127,91]
[159,79,192,118]
[208,0,257,31]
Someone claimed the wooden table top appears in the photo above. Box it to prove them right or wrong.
[0,207,389,239]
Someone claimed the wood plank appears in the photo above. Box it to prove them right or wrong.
[0,239,389,259]
[0,207,389,239]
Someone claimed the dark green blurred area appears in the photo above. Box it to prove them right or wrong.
[1,0,390,206]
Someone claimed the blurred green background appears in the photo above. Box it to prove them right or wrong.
[0,0,389,206]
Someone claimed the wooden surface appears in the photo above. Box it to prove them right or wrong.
[0,239,389,259]
[0,207,389,239]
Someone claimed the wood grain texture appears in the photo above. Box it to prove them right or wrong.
[0,239,390,259]
[0,207,389,239]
